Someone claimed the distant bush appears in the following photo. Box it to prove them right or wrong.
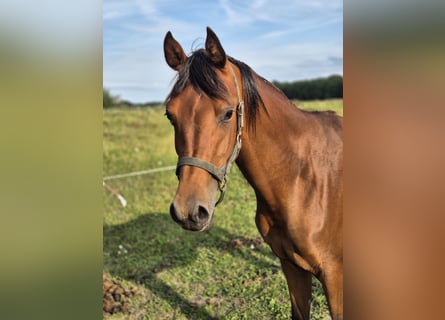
[272,75,342,101]
[103,88,120,109]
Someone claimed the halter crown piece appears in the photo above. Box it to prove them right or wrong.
[176,64,244,206]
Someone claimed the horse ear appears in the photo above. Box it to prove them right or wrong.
[205,27,226,68]
[164,31,187,71]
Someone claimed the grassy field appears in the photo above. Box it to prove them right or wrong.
[103,99,342,319]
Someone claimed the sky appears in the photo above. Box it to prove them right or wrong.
[103,0,343,103]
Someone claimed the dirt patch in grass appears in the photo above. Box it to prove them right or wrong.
[227,236,264,250]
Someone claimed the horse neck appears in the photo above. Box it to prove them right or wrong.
[235,76,310,200]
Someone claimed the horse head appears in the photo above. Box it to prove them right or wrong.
[163,27,243,231]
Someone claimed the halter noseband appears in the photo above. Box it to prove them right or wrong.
[175,64,244,206]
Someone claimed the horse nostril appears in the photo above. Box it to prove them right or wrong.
[197,205,209,222]
[170,203,181,223]
[190,205,209,223]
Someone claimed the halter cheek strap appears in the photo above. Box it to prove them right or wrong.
[176,64,244,206]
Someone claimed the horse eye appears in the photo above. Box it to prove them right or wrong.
[223,110,233,121]
[164,112,174,125]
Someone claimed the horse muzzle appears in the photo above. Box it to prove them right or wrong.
[169,201,214,232]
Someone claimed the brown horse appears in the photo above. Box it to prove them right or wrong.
[163,27,343,320]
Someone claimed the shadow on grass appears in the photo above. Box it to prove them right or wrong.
[103,212,279,319]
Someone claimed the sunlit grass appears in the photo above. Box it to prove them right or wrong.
[296,98,343,116]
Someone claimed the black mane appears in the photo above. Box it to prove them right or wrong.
[165,49,265,130]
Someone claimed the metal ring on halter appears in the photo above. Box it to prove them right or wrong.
[175,64,244,206]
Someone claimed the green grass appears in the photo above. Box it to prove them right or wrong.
[103,100,342,319]
[297,98,343,116]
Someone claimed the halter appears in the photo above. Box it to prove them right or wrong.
[176,64,244,206]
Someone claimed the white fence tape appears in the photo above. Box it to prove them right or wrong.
[103,165,176,207]
[103,165,176,181]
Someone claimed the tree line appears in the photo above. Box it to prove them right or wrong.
[103,88,161,108]
[272,74,342,100]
